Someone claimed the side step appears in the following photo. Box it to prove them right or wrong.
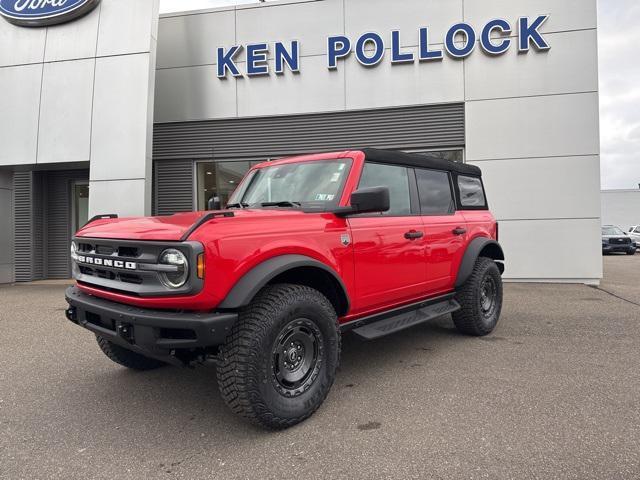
[351,298,461,340]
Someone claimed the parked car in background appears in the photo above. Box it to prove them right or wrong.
[602,225,636,255]
[628,226,640,248]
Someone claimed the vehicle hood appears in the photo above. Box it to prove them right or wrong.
[75,209,312,241]
[602,235,630,240]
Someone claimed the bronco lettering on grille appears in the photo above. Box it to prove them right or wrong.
[75,255,137,270]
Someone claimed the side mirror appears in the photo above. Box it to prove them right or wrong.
[335,186,390,216]
[208,195,222,211]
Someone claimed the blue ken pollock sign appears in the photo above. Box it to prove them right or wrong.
[217,15,551,78]
[0,0,101,27]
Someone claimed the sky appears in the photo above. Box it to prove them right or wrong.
[159,0,639,190]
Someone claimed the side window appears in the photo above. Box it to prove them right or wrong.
[415,169,454,215]
[457,175,486,208]
[358,163,411,216]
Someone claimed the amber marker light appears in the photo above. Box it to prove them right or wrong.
[197,253,205,279]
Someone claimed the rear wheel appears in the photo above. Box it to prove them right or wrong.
[452,257,503,336]
[217,284,340,429]
[96,336,166,371]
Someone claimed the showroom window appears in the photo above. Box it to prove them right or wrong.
[406,149,464,163]
[195,161,260,210]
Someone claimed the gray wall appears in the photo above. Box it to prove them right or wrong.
[0,0,160,218]
[154,0,601,283]
[601,190,640,230]
[0,170,13,283]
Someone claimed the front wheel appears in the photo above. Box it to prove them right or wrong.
[452,257,503,336]
[216,284,340,429]
[627,249,636,256]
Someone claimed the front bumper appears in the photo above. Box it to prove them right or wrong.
[602,244,634,253]
[65,286,237,363]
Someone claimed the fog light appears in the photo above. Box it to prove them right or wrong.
[159,249,189,289]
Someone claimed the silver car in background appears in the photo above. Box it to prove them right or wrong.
[628,226,640,248]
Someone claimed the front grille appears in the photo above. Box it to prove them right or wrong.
[72,237,203,297]
[96,245,115,255]
[609,238,631,245]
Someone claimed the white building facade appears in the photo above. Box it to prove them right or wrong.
[0,0,602,284]
[601,190,640,231]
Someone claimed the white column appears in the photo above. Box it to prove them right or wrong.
[88,0,160,218]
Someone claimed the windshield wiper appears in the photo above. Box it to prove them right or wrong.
[259,201,302,208]
[226,202,249,209]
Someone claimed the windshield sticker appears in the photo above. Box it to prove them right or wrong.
[315,193,335,201]
[330,172,341,182]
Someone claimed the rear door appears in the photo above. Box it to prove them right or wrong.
[415,168,467,294]
[348,162,427,314]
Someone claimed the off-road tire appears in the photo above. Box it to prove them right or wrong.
[627,249,636,256]
[96,336,166,371]
[452,257,503,336]
[217,284,340,429]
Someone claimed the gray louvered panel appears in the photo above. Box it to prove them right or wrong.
[13,172,33,282]
[153,104,465,161]
[31,173,45,280]
[153,160,194,215]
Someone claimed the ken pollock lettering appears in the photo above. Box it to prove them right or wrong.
[216,15,550,78]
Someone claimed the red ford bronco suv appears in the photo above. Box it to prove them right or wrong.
[65,148,504,429]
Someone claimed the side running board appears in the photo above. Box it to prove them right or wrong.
[350,298,460,341]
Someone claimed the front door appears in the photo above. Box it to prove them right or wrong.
[348,162,426,314]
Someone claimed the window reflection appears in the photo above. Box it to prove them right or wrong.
[196,161,255,210]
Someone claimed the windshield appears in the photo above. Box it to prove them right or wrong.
[602,226,625,236]
[228,159,351,208]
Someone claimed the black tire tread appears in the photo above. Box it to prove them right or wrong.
[452,256,502,336]
[216,284,340,429]
[96,336,166,371]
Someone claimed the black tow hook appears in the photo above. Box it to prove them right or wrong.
[117,324,135,344]
[65,307,78,324]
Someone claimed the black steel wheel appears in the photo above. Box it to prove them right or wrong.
[452,257,503,336]
[217,284,340,429]
[271,319,323,397]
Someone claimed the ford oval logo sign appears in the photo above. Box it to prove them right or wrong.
[0,0,101,27]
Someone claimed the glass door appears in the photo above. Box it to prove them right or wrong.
[195,160,259,210]
[72,181,89,233]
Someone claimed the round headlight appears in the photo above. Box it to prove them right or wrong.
[159,249,189,289]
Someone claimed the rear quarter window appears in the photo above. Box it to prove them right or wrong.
[457,175,487,208]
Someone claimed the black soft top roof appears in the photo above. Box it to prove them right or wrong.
[361,148,481,177]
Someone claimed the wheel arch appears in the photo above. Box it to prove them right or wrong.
[455,237,505,289]
[217,254,350,316]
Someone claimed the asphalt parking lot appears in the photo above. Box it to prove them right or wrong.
[1,255,639,480]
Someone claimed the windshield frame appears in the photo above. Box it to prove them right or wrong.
[228,158,353,210]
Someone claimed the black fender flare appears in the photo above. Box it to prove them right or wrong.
[455,238,505,288]
[217,254,350,311]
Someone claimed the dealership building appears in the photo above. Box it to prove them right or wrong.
[0,0,601,284]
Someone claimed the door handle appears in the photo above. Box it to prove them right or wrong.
[404,230,424,240]
[452,227,467,236]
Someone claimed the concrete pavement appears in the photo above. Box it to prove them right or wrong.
[1,256,639,479]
